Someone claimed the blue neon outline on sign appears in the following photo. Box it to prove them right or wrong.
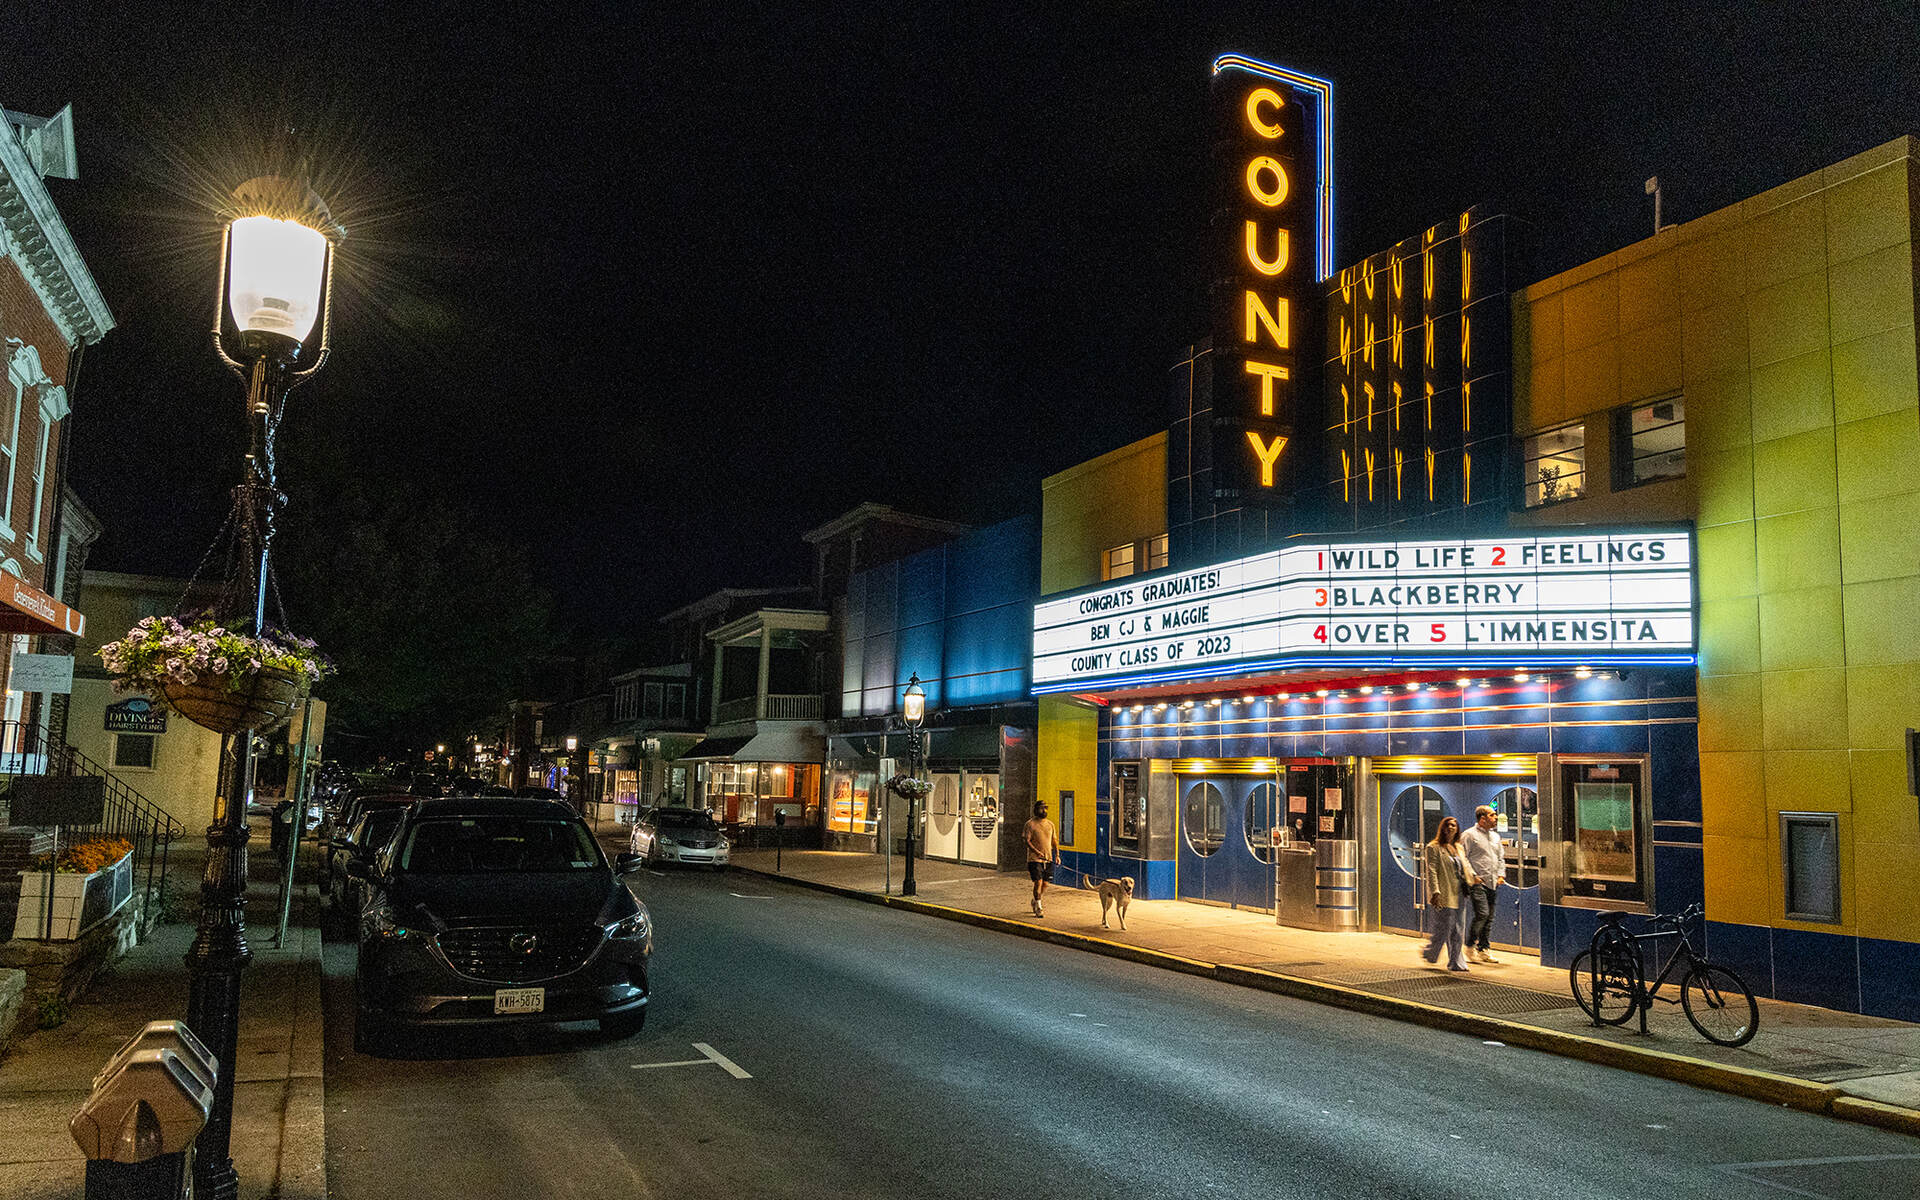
[1212,53,1334,281]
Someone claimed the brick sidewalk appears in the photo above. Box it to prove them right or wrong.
[728,847,1920,1112]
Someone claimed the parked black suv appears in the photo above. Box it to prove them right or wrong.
[349,797,651,1051]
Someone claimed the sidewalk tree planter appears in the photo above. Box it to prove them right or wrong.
[13,839,134,941]
[98,616,330,736]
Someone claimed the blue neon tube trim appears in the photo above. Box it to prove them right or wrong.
[1031,652,1698,695]
[1213,53,1334,280]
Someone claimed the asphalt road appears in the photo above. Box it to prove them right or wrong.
[320,868,1920,1200]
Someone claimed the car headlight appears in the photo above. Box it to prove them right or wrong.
[606,910,651,940]
[367,907,424,942]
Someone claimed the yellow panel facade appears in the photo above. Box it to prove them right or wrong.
[1516,138,1920,945]
[1038,430,1169,853]
[1037,696,1098,851]
[1039,432,1167,595]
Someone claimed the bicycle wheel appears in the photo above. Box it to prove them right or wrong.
[1682,963,1758,1047]
[1570,949,1639,1026]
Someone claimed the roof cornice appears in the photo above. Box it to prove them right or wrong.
[0,121,113,346]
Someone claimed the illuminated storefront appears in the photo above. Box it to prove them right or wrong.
[1033,53,1918,1017]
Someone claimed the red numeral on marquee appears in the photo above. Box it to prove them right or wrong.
[1430,623,1446,643]
[1315,588,1328,607]
[1317,552,1324,570]
[1314,625,1328,644]
[1491,547,1506,566]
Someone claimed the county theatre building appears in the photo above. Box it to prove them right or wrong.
[1034,55,1919,1020]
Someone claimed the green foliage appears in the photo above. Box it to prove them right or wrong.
[37,995,69,1029]
[275,470,560,753]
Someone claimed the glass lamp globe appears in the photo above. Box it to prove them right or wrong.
[226,215,330,342]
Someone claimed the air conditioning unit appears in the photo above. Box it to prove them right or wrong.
[4,105,78,180]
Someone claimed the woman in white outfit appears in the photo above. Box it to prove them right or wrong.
[1421,816,1478,971]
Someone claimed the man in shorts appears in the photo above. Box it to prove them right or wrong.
[1024,800,1059,917]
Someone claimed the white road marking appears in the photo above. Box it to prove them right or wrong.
[695,1042,753,1079]
[631,1043,753,1080]
[1069,1013,1087,1018]
[647,870,666,877]
[728,892,774,900]
[1482,1040,1505,1046]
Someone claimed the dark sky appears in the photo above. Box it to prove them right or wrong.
[10,3,1917,631]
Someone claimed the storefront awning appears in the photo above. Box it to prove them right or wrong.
[737,724,825,764]
[0,574,83,637]
[677,735,751,761]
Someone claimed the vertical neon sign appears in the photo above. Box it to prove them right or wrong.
[1210,55,1333,507]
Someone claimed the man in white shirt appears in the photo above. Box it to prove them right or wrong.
[1460,804,1506,963]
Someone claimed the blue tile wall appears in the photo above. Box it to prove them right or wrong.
[1652,845,1704,916]
[1770,927,1860,1011]
[1702,921,1775,998]
[1860,938,1920,1022]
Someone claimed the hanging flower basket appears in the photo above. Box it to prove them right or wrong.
[161,665,305,735]
[99,616,332,736]
[887,773,932,801]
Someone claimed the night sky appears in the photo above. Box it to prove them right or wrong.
[10,4,1917,631]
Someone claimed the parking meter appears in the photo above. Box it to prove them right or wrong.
[72,1020,217,1199]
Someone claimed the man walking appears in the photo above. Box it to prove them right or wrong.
[1461,804,1506,963]
[1023,800,1059,918]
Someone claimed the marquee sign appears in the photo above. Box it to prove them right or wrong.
[1031,529,1695,694]
[1208,55,1333,506]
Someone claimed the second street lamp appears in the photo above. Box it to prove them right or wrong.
[189,170,342,1200]
[901,674,926,897]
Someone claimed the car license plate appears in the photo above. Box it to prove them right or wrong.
[493,987,545,1015]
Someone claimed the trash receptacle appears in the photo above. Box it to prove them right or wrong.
[71,1020,218,1200]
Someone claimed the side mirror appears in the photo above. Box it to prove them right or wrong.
[614,852,643,875]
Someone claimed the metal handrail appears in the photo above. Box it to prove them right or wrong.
[0,719,185,926]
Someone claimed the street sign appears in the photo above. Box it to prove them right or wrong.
[10,652,74,694]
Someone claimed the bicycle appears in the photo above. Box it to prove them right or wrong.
[1568,903,1759,1047]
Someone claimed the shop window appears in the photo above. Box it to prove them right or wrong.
[1521,421,1586,507]
[1144,533,1170,572]
[1386,786,1446,880]
[1614,396,1685,488]
[1112,762,1144,856]
[1102,542,1136,580]
[113,733,156,770]
[1780,812,1841,924]
[1554,759,1649,907]
[1244,782,1284,863]
[1182,782,1225,857]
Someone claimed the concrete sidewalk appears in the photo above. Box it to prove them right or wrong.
[729,847,1920,1130]
[0,843,327,1200]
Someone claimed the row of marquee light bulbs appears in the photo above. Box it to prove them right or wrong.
[1119,665,1626,715]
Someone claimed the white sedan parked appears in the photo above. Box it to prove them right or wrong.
[629,807,731,869]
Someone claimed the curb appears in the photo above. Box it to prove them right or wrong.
[737,866,1916,1137]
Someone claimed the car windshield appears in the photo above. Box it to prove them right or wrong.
[399,816,602,874]
[656,810,718,830]
[358,810,405,849]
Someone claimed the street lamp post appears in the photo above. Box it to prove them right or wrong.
[565,735,581,813]
[188,172,341,1200]
[901,674,926,897]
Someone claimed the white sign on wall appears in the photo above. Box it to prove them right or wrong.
[1031,530,1694,694]
[8,652,74,694]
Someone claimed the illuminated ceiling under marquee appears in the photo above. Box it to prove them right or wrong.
[1031,529,1696,695]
